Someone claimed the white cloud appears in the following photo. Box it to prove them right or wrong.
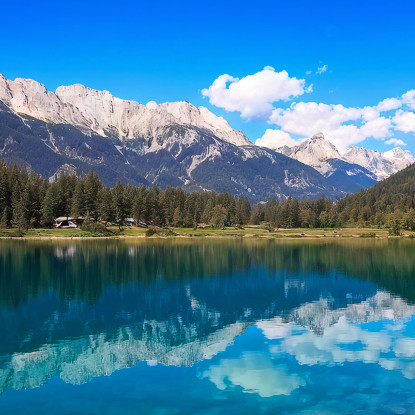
[360,116,392,139]
[316,64,328,74]
[393,110,415,133]
[270,102,362,136]
[269,102,369,151]
[376,97,402,112]
[201,66,309,120]
[402,90,415,110]
[385,138,407,146]
[202,68,415,151]
[268,102,395,152]
[361,106,380,121]
[255,129,297,149]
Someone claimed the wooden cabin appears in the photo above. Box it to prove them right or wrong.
[53,217,78,229]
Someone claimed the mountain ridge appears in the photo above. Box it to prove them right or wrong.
[1,73,413,201]
[272,132,414,182]
[0,73,342,201]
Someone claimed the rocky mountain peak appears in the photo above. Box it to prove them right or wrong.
[0,73,251,147]
[343,146,415,180]
[383,147,415,162]
[284,132,342,173]
[310,132,325,142]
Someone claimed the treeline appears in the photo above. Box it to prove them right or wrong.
[0,162,251,229]
[1,161,414,230]
[334,162,415,230]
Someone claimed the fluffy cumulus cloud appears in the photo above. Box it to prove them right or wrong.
[263,98,411,152]
[393,110,415,133]
[203,67,415,151]
[376,97,402,112]
[360,116,393,139]
[255,129,297,149]
[269,102,362,136]
[266,102,378,152]
[201,66,310,120]
[385,138,407,146]
[402,90,415,110]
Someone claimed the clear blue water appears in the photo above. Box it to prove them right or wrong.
[1,239,415,414]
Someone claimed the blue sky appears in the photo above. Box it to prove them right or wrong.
[1,0,415,153]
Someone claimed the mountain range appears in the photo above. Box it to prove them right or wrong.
[275,132,415,193]
[0,73,413,200]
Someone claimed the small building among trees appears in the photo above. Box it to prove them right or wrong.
[53,217,78,229]
[124,217,136,226]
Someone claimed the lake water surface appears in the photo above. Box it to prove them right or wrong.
[1,239,415,414]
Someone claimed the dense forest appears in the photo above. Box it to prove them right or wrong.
[0,160,414,231]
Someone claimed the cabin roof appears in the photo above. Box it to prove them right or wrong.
[55,217,75,222]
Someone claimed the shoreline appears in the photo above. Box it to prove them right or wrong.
[0,227,411,240]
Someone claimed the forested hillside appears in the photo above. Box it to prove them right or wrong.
[335,162,415,229]
[0,161,414,231]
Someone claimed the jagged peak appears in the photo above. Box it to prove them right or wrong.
[344,146,379,156]
[0,73,251,146]
[293,132,341,160]
[56,83,141,108]
[310,132,325,141]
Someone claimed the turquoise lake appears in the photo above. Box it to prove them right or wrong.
[1,239,415,414]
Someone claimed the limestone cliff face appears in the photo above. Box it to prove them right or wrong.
[0,73,251,147]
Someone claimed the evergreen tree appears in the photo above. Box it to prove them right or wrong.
[112,181,127,228]
[0,162,11,215]
[1,206,12,228]
[97,188,114,223]
[172,206,183,227]
[83,171,102,218]
[71,181,86,217]
[12,181,32,229]
[41,185,60,227]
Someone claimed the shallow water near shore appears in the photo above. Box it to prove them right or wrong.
[1,239,415,414]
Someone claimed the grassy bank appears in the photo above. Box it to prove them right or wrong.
[0,226,412,239]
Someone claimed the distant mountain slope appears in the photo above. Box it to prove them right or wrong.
[0,74,342,201]
[323,159,377,194]
[272,132,414,190]
[343,146,415,181]
[273,133,377,192]
[278,133,343,174]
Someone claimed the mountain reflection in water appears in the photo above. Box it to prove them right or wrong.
[1,239,415,414]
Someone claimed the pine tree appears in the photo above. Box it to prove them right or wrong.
[83,171,102,218]
[71,181,86,217]
[1,206,12,228]
[0,162,11,215]
[41,185,60,227]
[97,188,114,223]
[112,181,127,229]
[201,198,215,224]
[172,206,183,227]
[12,181,32,229]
